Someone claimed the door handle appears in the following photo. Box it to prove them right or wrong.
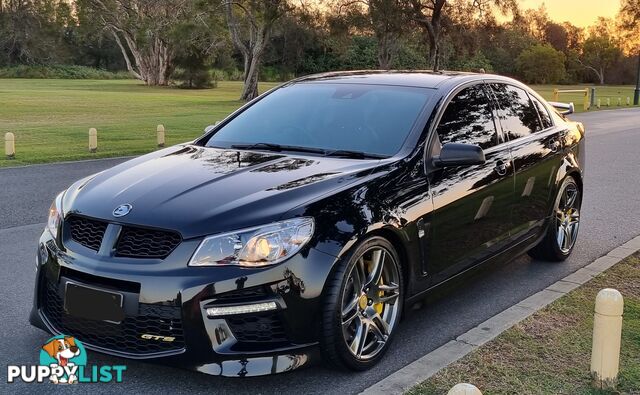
[494,160,508,176]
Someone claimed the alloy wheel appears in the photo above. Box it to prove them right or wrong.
[555,181,580,253]
[340,246,401,361]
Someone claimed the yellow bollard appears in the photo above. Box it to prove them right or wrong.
[606,98,610,107]
[591,288,624,390]
[583,89,589,111]
[89,128,97,153]
[5,132,15,159]
[552,89,559,102]
[617,97,622,106]
[597,99,601,109]
[157,124,165,148]
[447,383,482,395]
[627,97,631,106]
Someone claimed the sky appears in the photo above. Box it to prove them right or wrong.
[515,0,621,27]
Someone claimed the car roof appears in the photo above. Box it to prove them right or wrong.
[291,70,495,89]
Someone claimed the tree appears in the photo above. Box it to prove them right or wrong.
[0,0,74,66]
[85,0,193,86]
[405,0,447,71]
[579,35,622,84]
[170,2,227,88]
[544,22,568,52]
[223,0,289,101]
[618,0,640,55]
[516,44,565,84]
[561,22,583,51]
[336,0,406,69]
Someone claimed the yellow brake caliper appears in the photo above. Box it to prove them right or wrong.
[367,259,385,314]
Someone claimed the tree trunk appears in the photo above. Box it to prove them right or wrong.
[377,33,393,70]
[242,52,261,101]
[223,1,282,101]
[426,30,440,71]
[111,29,171,86]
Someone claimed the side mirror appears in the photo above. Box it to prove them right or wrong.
[204,121,221,134]
[549,101,574,115]
[432,143,486,168]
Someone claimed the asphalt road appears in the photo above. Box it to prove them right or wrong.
[2,108,640,394]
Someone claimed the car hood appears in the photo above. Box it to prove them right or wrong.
[62,145,382,239]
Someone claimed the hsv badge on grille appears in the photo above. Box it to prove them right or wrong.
[113,204,133,217]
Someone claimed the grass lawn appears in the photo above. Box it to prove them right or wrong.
[0,79,637,167]
[408,253,640,395]
[532,84,639,113]
[0,79,278,167]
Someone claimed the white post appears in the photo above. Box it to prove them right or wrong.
[89,128,97,153]
[448,383,482,395]
[5,132,15,159]
[591,288,624,390]
[157,124,165,148]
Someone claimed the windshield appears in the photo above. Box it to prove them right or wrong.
[205,83,433,157]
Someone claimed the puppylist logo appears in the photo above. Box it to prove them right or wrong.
[7,335,126,384]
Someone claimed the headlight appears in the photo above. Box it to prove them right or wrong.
[47,192,64,239]
[189,217,314,267]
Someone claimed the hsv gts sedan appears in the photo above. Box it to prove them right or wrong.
[31,71,585,376]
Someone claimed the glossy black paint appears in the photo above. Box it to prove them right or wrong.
[30,71,585,376]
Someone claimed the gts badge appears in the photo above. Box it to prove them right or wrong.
[141,334,175,342]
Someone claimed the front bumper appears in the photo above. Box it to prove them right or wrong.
[30,230,337,377]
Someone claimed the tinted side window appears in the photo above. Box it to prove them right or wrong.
[490,83,542,139]
[436,85,499,149]
[530,95,553,129]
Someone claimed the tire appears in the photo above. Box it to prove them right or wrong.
[320,236,404,371]
[528,176,582,261]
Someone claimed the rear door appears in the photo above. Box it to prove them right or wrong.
[426,83,515,280]
[487,83,564,242]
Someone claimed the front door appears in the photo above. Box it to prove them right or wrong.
[426,83,515,281]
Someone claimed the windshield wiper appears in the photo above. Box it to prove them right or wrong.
[323,149,388,159]
[230,143,387,159]
[230,143,325,155]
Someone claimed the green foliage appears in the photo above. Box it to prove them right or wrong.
[210,68,244,81]
[171,67,215,89]
[516,44,566,84]
[0,0,76,66]
[580,35,623,84]
[448,52,494,73]
[0,0,636,85]
[0,65,131,79]
[482,28,540,77]
[342,36,379,70]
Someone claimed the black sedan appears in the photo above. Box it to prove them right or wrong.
[30,71,585,376]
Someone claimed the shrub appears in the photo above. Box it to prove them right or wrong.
[0,65,132,79]
[516,44,566,84]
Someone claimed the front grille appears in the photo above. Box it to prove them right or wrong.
[66,215,181,259]
[215,286,269,302]
[41,277,184,356]
[115,226,181,259]
[227,312,288,343]
[68,216,108,251]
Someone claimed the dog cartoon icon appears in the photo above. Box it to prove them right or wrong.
[41,336,81,384]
